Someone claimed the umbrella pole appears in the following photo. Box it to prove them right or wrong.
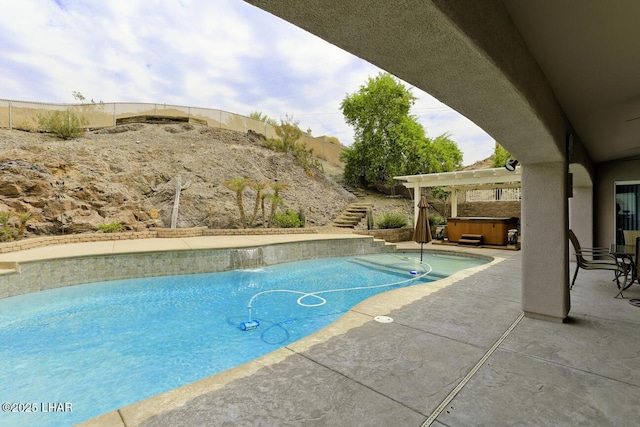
[420,242,423,263]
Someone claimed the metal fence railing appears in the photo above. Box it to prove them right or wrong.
[0,99,345,166]
[464,187,521,202]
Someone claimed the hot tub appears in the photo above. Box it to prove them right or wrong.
[446,217,518,246]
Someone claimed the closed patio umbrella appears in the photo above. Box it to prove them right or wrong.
[413,197,432,262]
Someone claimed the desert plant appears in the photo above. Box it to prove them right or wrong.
[97,222,123,233]
[376,212,408,229]
[292,143,322,175]
[224,177,249,228]
[249,180,269,227]
[0,212,11,242]
[275,114,303,153]
[268,181,288,227]
[248,111,278,126]
[260,115,322,175]
[37,109,88,139]
[16,118,39,133]
[273,209,304,228]
[0,211,31,241]
[261,138,285,152]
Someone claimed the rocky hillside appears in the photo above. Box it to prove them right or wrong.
[0,123,357,237]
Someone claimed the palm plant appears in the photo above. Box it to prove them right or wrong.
[268,182,289,227]
[224,177,249,228]
[249,180,268,227]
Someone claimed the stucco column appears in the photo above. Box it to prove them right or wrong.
[521,162,570,322]
[569,185,594,255]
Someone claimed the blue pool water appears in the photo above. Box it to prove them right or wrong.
[0,252,486,426]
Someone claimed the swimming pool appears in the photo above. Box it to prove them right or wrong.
[0,252,486,426]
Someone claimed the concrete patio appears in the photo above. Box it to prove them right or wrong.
[71,239,639,427]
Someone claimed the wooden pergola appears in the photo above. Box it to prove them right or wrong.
[395,167,522,225]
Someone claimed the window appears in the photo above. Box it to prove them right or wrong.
[615,181,640,245]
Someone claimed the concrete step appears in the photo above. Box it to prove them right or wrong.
[341,212,366,219]
[332,201,373,229]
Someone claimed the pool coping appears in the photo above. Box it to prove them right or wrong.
[0,233,400,299]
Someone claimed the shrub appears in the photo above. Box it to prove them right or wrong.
[273,209,304,228]
[97,222,123,233]
[261,137,322,174]
[261,138,286,152]
[376,213,408,229]
[16,118,39,133]
[0,211,31,241]
[291,144,322,175]
[37,109,88,139]
[428,212,446,226]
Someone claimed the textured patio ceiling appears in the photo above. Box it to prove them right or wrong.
[245,0,640,165]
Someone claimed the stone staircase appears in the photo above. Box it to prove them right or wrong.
[344,186,368,199]
[332,202,373,228]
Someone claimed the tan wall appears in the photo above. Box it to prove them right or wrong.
[0,99,344,167]
[299,134,344,166]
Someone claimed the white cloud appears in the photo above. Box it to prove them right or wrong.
[0,0,494,164]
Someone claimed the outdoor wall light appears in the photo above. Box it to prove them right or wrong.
[505,158,519,172]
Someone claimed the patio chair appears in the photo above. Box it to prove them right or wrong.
[623,229,640,246]
[568,229,628,293]
[635,236,640,284]
[627,237,640,306]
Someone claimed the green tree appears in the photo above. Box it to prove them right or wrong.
[492,142,510,168]
[340,72,462,187]
[397,119,432,176]
[426,134,463,173]
[341,72,419,186]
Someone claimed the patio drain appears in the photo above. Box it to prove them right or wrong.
[374,315,394,323]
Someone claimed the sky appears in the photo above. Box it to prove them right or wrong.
[0,0,496,165]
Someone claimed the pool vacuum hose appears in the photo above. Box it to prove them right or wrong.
[240,257,432,331]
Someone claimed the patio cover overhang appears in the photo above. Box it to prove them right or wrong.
[395,167,522,222]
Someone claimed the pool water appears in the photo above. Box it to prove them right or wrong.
[0,252,486,426]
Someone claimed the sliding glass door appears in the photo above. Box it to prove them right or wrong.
[615,181,640,245]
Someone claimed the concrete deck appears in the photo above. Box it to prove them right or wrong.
[3,235,639,426]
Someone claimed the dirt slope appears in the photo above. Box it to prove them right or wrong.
[0,123,357,236]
